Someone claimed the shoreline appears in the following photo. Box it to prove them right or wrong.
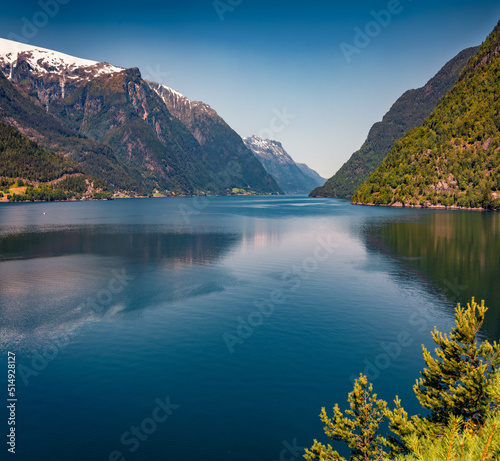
[0,192,284,203]
[351,201,495,212]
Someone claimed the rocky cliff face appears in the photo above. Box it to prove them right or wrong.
[50,68,212,194]
[0,38,282,195]
[0,38,124,106]
[148,82,280,193]
[0,71,140,192]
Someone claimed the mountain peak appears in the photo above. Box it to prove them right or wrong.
[0,38,282,196]
[0,37,124,80]
[158,83,185,99]
[147,80,219,122]
[243,136,290,164]
[244,136,284,151]
[243,136,324,194]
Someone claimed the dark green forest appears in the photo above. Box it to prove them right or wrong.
[352,22,500,209]
[0,121,82,181]
[310,47,479,198]
[0,122,110,201]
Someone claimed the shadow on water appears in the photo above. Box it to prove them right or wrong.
[0,226,241,347]
[0,224,240,263]
[362,211,500,340]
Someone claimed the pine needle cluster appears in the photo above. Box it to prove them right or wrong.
[304,298,500,461]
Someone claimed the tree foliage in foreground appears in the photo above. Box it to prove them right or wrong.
[304,298,500,460]
[395,412,500,461]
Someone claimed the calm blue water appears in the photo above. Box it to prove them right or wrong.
[0,196,498,460]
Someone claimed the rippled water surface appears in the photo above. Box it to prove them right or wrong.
[1,196,498,460]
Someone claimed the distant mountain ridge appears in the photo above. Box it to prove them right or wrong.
[352,21,500,210]
[148,82,280,194]
[310,46,480,198]
[242,136,325,194]
[296,163,326,187]
[0,38,282,196]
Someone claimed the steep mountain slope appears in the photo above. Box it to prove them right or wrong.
[352,22,500,209]
[242,136,324,194]
[51,68,215,194]
[0,38,282,195]
[0,71,142,193]
[296,163,326,187]
[0,121,109,201]
[0,121,82,181]
[311,46,479,198]
[0,38,123,104]
[147,82,281,194]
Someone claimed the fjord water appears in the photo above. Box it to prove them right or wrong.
[0,196,498,461]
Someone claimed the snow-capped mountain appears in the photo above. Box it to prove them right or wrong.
[244,136,296,166]
[0,38,123,78]
[0,38,281,195]
[147,82,281,190]
[148,82,208,114]
[0,38,126,105]
[243,136,325,194]
[147,81,220,144]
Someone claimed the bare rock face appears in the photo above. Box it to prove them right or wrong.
[0,38,125,107]
[148,81,280,193]
[0,38,282,195]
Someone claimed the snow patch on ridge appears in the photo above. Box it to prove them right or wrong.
[147,80,197,111]
[0,38,124,79]
[243,136,295,165]
[160,84,185,99]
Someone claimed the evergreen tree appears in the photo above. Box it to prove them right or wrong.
[412,298,500,433]
[396,409,500,460]
[304,375,388,461]
[304,299,500,460]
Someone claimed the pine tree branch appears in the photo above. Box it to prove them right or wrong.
[479,422,495,461]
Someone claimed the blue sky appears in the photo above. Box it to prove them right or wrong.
[1,0,499,177]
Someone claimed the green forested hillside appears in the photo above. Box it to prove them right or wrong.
[0,121,82,181]
[0,122,109,201]
[353,21,500,209]
[0,72,141,193]
[310,47,479,198]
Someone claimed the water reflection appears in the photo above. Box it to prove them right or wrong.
[364,211,500,339]
[0,225,240,263]
[2,198,498,461]
[0,226,241,347]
